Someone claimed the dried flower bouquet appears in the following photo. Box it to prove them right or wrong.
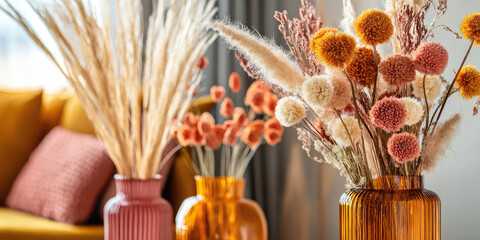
[171,73,284,178]
[211,0,480,187]
[0,0,217,179]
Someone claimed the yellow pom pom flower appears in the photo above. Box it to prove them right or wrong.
[310,27,338,52]
[355,9,393,46]
[460,12,480,46]
[455,65,480,100]
[311,32,356,68]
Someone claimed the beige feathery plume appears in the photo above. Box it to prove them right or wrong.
[340,0,357,38]
[210,21,305,91]
[422,114,461,172]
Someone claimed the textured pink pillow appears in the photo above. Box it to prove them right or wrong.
[6,126,114,224]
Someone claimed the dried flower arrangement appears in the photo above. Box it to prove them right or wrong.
[211,0,480,187]
[0,0,217,179]
[171,73,284,178]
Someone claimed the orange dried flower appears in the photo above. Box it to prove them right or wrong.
[455,65,480,100]
[264,129,282,146]
[263,92,278,116]
[310,27,339,52]
[240,120,265,147]
[198,112,215,136]
[220,97,234,117]
[197,55,209,69]
[265,118,283,133]
[346,47,380,87]
[229,72,242,93]
[460,12,480,46]
[191,129,203,146]
[245,89,264,114]
[205,125,226,149]
[223,124,241,146]
[181,113,199,127]
[177,126,194,146]
[210,86,226,102]
[311,32,356,68]
[355,9,393,46]
[233,107,247,125]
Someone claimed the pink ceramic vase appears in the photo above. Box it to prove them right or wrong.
[104,174,173,240]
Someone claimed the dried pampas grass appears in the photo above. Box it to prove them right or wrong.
[1,0,217,179]
[210,21,305,91]
[422,114,461,172]
[340,0,357,38]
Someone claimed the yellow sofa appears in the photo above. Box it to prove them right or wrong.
[0,89,210,240]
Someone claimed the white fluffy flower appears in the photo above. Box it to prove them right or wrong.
[412,73,442,101]
[302,76,333,107]
[401,97,424,125]
[331,115,361,147]
[275,97,306,127]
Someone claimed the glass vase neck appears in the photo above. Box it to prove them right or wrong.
[114,174,163,199]
[195,176,245,200]
[363,175,423,190]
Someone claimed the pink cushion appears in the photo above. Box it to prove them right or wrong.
[6,126,114,224]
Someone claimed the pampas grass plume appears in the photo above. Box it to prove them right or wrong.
[422,114,461,172]
[302,76,333,108]
[327,71,352,109]
[275,97,306,127]
[211,21,305,91]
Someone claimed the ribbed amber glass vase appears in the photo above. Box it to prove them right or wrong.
[176,176,267,240]
[339,175,440,240]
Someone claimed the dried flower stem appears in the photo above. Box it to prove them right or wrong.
[372,46,380,105]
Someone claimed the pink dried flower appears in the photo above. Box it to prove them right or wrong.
[387,132,420,163]
[370,97,406,132]
[327,71,352,110]
[412,42,449,75]
[378,54,416,86]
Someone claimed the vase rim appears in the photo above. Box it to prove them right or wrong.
[114,174,162,181]
[362,175,423,190]
[194,175,244,181]
[195,176,245,199]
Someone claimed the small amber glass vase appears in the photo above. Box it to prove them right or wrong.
[339,175,440,240]
[176,176,267,240]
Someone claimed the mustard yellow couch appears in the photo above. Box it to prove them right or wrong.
[0,89,209,240]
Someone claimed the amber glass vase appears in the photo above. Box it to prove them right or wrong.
[339,175,440,240]
[176,176,267,240]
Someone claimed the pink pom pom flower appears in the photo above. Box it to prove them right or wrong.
[387,132,420,163]
[378,54,416,86]
[413,42,449,75]
[370,97,406,132]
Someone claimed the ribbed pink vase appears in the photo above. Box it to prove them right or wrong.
[104,174,173,240]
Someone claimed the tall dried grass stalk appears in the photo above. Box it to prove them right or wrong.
[0,0,217,179]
